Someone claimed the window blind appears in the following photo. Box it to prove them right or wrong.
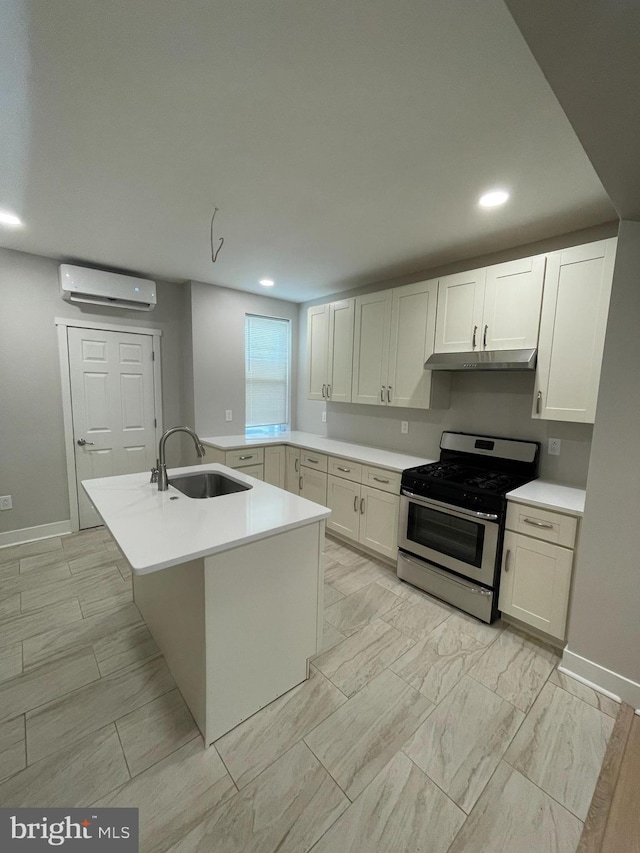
[245,314,290,429]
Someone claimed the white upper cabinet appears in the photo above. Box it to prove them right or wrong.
[435,258,545,353]
[483,256,546,350]
[434,268,486,352]
[307,299,355,402]
[351,291,392,405]
[533,238,616,423]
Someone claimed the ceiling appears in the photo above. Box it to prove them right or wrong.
[0,0,616,302]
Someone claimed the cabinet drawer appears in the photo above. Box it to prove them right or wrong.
[225,447,264,468]
[361,466,400,495]
[300,450,328,472]
[237,464,264,481]
[506,502,577,548]
[328,456,362,483]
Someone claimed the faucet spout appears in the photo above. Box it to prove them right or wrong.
[157,426,206,491]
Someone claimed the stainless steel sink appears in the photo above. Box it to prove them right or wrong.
[168,472,252,499]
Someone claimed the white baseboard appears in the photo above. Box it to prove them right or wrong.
[561,647,640,712]
[0,520,72,549]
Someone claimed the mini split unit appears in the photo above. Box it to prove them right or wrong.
[59,264,157,311]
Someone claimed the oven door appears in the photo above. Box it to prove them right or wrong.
[398,491,500,587]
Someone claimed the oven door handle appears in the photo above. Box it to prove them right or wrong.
[398,552,493,596]
[401,490,499,522]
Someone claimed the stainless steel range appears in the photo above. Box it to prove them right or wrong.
[398,431,539,623]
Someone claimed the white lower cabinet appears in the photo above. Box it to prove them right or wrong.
[264,445,285,488]
[285,447,300,494]
[326,475,360,539]
[238,463,264,481]
[300,466,327,506]
[499,502,577,641]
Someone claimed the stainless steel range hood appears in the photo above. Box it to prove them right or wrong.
[424,348,537,371]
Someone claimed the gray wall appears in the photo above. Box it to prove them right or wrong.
[565,221,640,685]
[188,281,298,437]
[297,222,615,485]
[0,247,188,534]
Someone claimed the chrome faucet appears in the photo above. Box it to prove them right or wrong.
[153,426,206,491]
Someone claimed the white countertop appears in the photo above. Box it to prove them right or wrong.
[82,463,331,575]
[201,431,434,472]
[507,480,586,517]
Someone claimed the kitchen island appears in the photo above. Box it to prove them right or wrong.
[83,463,330,745]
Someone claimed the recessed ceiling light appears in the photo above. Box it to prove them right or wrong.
[478,190,509,208]
[259,279,274,287]
[0,210,23,227]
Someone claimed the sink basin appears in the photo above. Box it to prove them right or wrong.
[169,472,252,499]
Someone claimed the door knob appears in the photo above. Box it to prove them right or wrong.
[77,438,95,446]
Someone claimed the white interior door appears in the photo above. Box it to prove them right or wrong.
[68,327,158,528]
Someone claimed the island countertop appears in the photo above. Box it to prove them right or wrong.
[82,463,331,575]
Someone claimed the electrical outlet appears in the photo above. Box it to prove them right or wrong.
[0,495,13,511]
[321,411,327,423]
[401,421,409,434]
[225,410,232,422]
[548,438,561,456]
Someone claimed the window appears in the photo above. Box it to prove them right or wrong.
[245,314,291,436]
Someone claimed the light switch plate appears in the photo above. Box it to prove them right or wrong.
[225,410,232,422]
[401,421,409,434]
[548,438,561,456]
[0,495,13,511]
[321,412,327,423]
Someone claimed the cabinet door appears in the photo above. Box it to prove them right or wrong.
[499,530,573,640]
[351,291,392,405]
[533,238,616,423]
[327,299,355,403]
[326,475,360,541]
[264,446,285,489]
[358,486,399,560]
[387,280,438,409]
[483,256,546,350]
[434,269,486,353]
[238,464,264,481]
[300,467,327,506]
[285,447,300,494]
[307,304,330,401]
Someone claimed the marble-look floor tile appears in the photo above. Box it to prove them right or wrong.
[310,751,465,853]
[446,611,505,646]
[116,689,198,777]
[0,716,25,783]
[215,667,347,789]
[314,619,414,697]
[390,619,486,705]
[505,681,613,820]
[317,620,346,655]
[168,741,348,853]
[116,559,133,581]
[19,550,71,573]
[0,642,22,683]
[94,623,159,676]
[324,538,367,566]
[0,561,19,581]
[380,594,452,641]
[26,655,175,763]
[20,566,125,613]
[0,537,63,565]
[22,603,143,669]
[469,627,559,712]
[0,646,100,724]
[0,599,83,649]
[96,738,235,853]
[1,563,72,598]
[0,724,129,806]
[305,669,432,800]
[325,558,392,597]
[549,668,620,717]
[68,546,122,575]
[447,762,583,853]
[404,675,524,813]
[324,583,401,636]
[80,577,133,617]
[323,583,344,607]
[0,593,22,620]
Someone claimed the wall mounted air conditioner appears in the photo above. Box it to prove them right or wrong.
[59,264,157,311]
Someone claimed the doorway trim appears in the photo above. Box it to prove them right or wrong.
[56,317,164,532]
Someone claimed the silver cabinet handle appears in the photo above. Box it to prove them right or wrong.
[354,495,358,512]
[380,386,385,402]
[77,438,95,446]
[504,549,511,572]
[360,497,365,514]
[387,386,391,403]
[307,457,319,464]
[524,518,554,530]
[299,476,303,490]
[472,325,478,348]
[373,476,390,484]
[536,390,542,414]
[294,458,299,472]
[322,384,326,398]
[327,384,331,398]
[337,466,351,473]
[238,455,253,460]
[483,324,488,348]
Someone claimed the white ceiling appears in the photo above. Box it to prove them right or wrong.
[0,0,615,302]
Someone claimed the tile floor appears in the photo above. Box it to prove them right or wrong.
[0,528,617,852]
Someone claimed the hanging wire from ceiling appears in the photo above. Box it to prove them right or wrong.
[210,207,224,262]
